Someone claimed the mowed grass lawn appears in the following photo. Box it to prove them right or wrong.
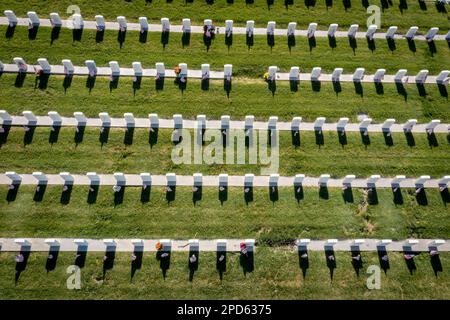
[0,75,449,123]
[1,25,449,76]
[0,185,449,240]
[0,0,449,32]
[0,250,449,299]
[0,127,449,177]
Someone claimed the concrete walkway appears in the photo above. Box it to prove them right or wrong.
[0,238,447,252]
[1,173,449,188]
[1,113,448,133]
[0,16,447,41]
[0,62,445,84]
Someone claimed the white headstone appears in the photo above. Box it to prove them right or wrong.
[216,239,227,251]
[0,110,12,124]
[269,174,279,187]
[27,11,40,27]
[415,175,430,186]
[182,18,191,32]
[319,174,330,185]
[50,13,62,27]
[204,19,212,27]
[166,173,176,186]
[366,25,377,40]
[332,68,343,81]
[353,68,365,81]
[225,20,233,35]
[219,174,228,185]
[291,117,302,131]
[373,69,385,82]
[87,172,99,183]
[22,111,37,123]
[131,239,143,246]
[425,27,439,41]
[32,172,47,183]
[36,58,51,73]
[359,118,372,130]
[161,18,170,32]
[60,172,74,184]
[391,175,405,186]
[149,113,159,127]
[117,16,127,30]
[426,119,440,131]
[307,23,317,38]
[201,64,210,79]
[74,112,87,124]
[403,119,417,132]
[294,174,305,185]
[328,23,338,37]
[246,20,254,36]
[74,239,87,246]
[289,67,300,80]
[311,67,321,80]
[45,239,59,246]
[193,173,202,186]
[268,116,278,130]
[99,112,111,125]
[394,69,408,83]
[244,174,254,186]
[224,64,232,78]
[314,117,326,129]
[245,115,254,129]
[156,62,165,76]
[85,60,97,76]
[62,59,74,74]
[385,26,397,39]
[72,13,84,29]
[140,173,151,186]
[124,113,135,126]
[221,115,230,129]
[197,115,206,129]
[380,239,392,245]
[109,61,120,76]
[132,62,143,76]
[405,26,418,40]
[103,239,116,246]
[367,175,381,185]
[48,111,62,124]
[173,114,183,128]
[13,57,27,72]
[382,118,396,131]
[267,21,275,35]
[95,15,105,29]
[327,239,338,245]
[343,175,356,185]
[245,239,255,252]
[4,10,18,25]
[287,22,296,36]
[436,70,450,85]
[415,70,428,84]
[438,176,450,186]
[348,24,359,38]
[114,172,126,185]
[337,117,349,130]
[268,66,277,80]
[14,239,29,246]
[139,17,148,31]
[179,63,188,76]
[189,239,199,251]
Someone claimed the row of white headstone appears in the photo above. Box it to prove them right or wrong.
[269,66,449,84]
[5,57,233,79]
[6,238,447,252]
[3,10,448,41]
[4,58,449,86]
[4,172,450,189]
[9,238,254,253]
[0,110,445,134]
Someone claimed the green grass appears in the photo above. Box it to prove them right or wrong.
[0,0,449,32]
[1,25,449,76]
[0,127,449,177]
[0,185,449,240]
[0,249,449,299]
[1,74,449,123]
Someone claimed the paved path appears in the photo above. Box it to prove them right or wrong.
[0,238,447,252]
[0,16,447,41]
[1,114,448,133]
[0,63,445,84]
[1,173,449,188]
